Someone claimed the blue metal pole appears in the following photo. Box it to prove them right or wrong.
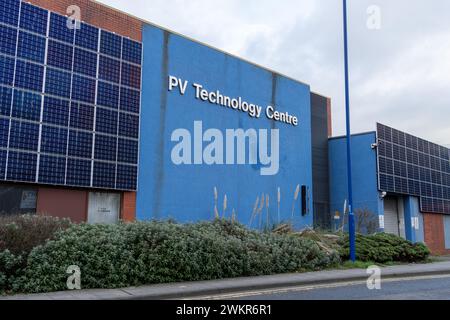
[343,0,356,262]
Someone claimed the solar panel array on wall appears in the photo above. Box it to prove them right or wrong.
[377,123,450,214]
[0,0,141,191]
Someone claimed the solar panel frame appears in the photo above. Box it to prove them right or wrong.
[377,123,450,214]
[0,0,142,191]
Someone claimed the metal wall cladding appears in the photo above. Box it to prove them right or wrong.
[0,0,142,192]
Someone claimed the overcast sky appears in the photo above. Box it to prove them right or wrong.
[98,0,450,147]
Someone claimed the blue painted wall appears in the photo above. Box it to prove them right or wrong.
[404,196,424,243]
[444,215,450,249]
[329,132,382,232]
[137,25,313,229]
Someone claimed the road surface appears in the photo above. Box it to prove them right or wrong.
[193,275,450,300]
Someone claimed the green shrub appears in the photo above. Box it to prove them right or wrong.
[16,220,339,294]
[0,215,71,294]
[339,233,430,263]
[0,215,71,255]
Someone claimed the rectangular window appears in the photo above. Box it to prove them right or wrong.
[0,184,38,215]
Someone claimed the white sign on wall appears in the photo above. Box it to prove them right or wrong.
[379,215,385,229]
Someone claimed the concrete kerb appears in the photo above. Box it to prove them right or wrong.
[3,261,450,300]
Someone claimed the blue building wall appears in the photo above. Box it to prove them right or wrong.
[137,25,313,229]
[403,196,424,243]
[329,132,382,231]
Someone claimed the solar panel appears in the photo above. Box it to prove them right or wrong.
[0,86,13,116]
[100,30,121,58]
[69,102,94,130]
[11,89,41,121]
[0,0,20,27]
[119,113,139,138]
[377,123,450,214]
[0,56,16,86]
[0,0,142,191]
[68,130,93,158]
[40,125,68,155]
[7,151,37,182]
[45,68,72,98]
[93,161,116,189]
[71,75,96,104]
[0,118,9,148]
[122,38,142,65]
[97,81,119,109]
[17,31,46,64]
[0,25,18,56]
[75,23,99,52]
[116,164,137,190]
[118,138,138,164]
[9,120,39,151]
[47,40,74,71]
[14,60,44,91]
[38,155,66,185]
[43,97,69,126]
[94,134,117,161]
[73,48,98,78]
[95,107,118,135]
[99,55,120,83]
[20,3,48,35]
[121,62,141,89]
[0,149,6,180]
[120,87,140,114]
[49,12,74,44]
[66,158,91,187]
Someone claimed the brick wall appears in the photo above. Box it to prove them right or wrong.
[121,192,137,222]
[27,0,142,41]
[423,212,450,255]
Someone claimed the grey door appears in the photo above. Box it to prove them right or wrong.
[88,193,121,224]
[384,198,400,236]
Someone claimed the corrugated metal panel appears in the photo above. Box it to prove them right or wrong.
[311,93,331,229]
[384,198,400,236]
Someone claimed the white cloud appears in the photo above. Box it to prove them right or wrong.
[97,0,450,146]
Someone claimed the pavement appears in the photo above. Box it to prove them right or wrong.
[2,261,450,300]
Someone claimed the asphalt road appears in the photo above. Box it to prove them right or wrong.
[197,275,450,300]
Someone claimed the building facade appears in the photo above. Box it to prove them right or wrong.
[1,0,449,254]
[0,0,331,230]
[329,124,450,255]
